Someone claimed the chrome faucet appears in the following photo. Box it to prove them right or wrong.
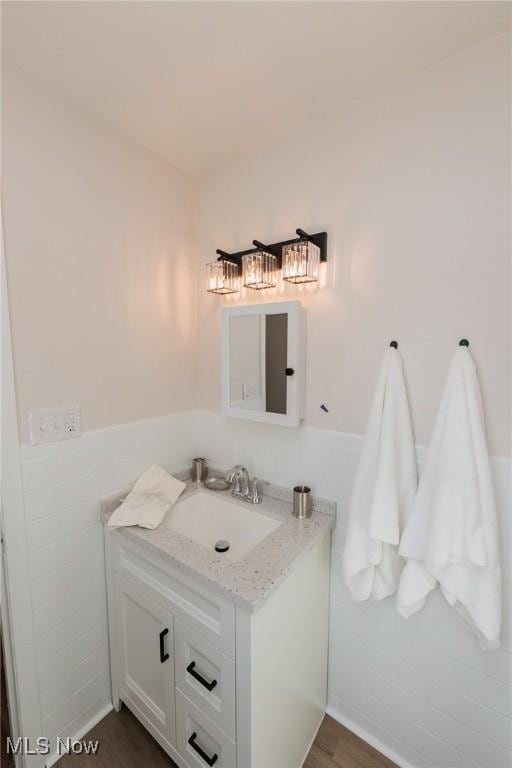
[225,465,261,504]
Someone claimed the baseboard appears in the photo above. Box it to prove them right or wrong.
[45,703,113,768]
[300,709,325,768]
[326,704,414,768]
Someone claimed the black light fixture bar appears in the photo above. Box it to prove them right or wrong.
[216,228,327,272]
[252,239,281,259]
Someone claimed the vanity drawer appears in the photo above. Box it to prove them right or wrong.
[112,532,235,657]
[177,689,236,768]
[175,623,235,739]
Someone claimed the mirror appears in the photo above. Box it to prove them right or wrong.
[222,301,304,427]
[229,313,288,414]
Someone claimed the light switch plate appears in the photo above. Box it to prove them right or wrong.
[28,406,81,445]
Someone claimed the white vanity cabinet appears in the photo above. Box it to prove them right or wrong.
[105,526,331,768]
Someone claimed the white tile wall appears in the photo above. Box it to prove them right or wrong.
[19,410,197,747]
[19,408,511,768]
[198,410,512,768]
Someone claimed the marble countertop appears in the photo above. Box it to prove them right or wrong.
[101,478,335,611]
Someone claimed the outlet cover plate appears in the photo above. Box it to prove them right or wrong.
[28,406,81,445]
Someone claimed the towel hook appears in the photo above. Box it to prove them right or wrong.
[459,339,470,347]
[389,340,398,349]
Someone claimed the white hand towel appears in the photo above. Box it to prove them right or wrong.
[343,348,417,601]
[397,347,501,650]
[108,464,186,530]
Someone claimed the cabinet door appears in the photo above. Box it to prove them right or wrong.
[115,574,176,747]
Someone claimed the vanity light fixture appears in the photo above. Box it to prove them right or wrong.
[206,259,240,294]
[209,228,327,295]
[282,239,320,283]
[242,251,277,290]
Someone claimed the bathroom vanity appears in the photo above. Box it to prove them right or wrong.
[103,481,334,768]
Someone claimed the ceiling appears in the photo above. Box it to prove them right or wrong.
[2,1,510,177]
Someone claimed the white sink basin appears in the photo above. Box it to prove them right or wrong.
[164,491,282,561]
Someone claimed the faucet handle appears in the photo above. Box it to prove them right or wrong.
[225,466,238,489]
[250,478,262,504]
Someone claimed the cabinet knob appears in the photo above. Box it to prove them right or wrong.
[285,368,295,376]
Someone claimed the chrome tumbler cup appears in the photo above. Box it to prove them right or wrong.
[192,457,207,484]
[292,485,312,519]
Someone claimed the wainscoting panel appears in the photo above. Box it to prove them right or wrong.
[198,410,511,768]
[19,409,511,768]
[20,410,197,747]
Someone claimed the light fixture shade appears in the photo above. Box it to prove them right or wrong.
[206,260,240,294]
[283,240,320,283]
[242,251,277,290]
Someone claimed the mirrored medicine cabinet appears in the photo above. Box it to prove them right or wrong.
[222,301,305,427]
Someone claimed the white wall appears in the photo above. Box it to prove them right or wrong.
[2,70,198,441]
[196,34,511,459]
[195,34,511,768]
[14,405,512,768]
[197,411,511,768]
[19,411,197,758]
[1,70,200,756]
[2,30,510,768]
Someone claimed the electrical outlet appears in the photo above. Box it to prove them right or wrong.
[28,406,81,445]
[64,409,80,435]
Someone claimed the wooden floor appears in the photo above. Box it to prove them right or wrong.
[56,706,397,768]
[305,715,397,768]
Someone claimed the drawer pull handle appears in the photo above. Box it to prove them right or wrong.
[159,628,170,663]
[188,732,218,766]
[187,661,218,692]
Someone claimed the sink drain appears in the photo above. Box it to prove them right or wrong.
[214,540,230,553]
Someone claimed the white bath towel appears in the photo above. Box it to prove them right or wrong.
[108,464,186,530]
[397,346,501,650]
[343,347,417,601]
